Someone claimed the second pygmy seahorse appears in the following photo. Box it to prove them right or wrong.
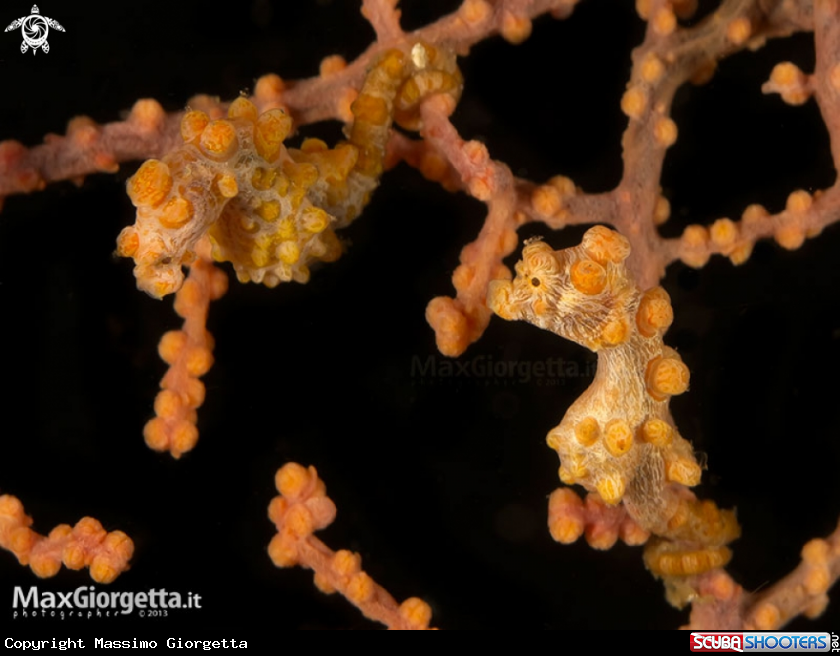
[117,42,462,298]
[488,226,739,594]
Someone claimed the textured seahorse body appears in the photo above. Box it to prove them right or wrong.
[117,43,462,298]
[488,227,739,591]
[117,105,337,297]
[488,227,696,525]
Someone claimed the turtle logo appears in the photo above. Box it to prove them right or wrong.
[4,5,65,55]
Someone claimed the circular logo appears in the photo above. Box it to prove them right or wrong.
[20,14,47,50]
[5,6,65,55]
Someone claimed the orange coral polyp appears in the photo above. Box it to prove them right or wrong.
[127,160,172,208]
[574,417,600,447]
[637,287,673,337]
[646,356,690,400]
[604,419,634,457]
[570,259,607,295]
[199,120,239,160]
[228,96,259,122]
[665,457,702,486]
[116,229,140,258]
[640,418,673,447]
[180,110,210,143]
[596,474,627,506]
[255,109,292,163]
[158,197,193,229]
[582,225,630,263]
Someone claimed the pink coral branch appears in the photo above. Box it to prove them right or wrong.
[267,464,435,630]
[661,186,840,269]
[688,520,840,629]
[0,495,133,584]
[142,241,228,459]
[548,487,650,550]
[813,0,840,165]
[362,0,405,43]
[0,100,179,203]
[419,96,519,356]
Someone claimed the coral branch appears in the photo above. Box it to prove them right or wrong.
[663,187,840,269]
[0,495,133,583]
[362,0,405,43]
[687,520,840,629]
[268,464,434,630]
[142,243,228,458]
[548,487,650,549]
[281,0,579,125]
[420,97,519,356]
[0,99,177,204]
[813,0,840,165]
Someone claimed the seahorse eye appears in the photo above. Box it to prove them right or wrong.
[531,277,541,288]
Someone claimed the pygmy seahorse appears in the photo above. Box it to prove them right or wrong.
[488,226,739,598]
[117,42,462,298]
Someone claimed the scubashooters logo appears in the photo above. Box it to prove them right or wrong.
[690,632,834,652]
[4,5,65,54]
[12,585,202,619]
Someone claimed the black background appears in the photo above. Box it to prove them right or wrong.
[1,0,840,633]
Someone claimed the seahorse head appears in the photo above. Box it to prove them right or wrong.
[487,226,638,351]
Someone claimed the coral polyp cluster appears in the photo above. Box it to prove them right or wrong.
[142,253,229,458]
[0,496,133,584]
[268,463,435,630]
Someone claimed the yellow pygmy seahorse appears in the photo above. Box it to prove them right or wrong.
[117,42,462,298]
[489,226,739,604]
